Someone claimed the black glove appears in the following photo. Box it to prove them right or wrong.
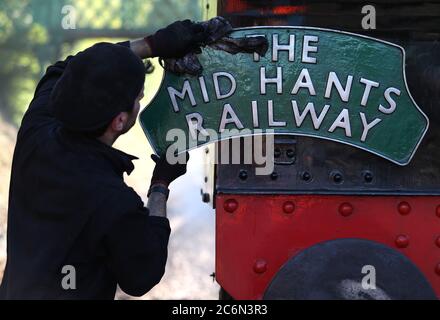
[150,152,189,186]
[145,20,208,58]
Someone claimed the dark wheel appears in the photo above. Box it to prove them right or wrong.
[264,238,437,300]
[219,287,234,300]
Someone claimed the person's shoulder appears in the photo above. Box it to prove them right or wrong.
[97,179,145,212]
[13,121,60,161]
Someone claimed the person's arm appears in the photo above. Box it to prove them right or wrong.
[21,20,207,135]
[19,56,73,136]
[129,20,208,60]
[105,204,171,297]
[146,183,167,218]
[105,154,188,296]
[129,38,153,59]
[146,152,189,218]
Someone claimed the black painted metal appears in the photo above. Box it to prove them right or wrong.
[214,0,440,195]
[263,238,437,300]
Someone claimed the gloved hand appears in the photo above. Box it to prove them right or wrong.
[145,20,208,58]
[150,152,189,186]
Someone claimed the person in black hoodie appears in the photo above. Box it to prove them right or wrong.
[0,20,208,299]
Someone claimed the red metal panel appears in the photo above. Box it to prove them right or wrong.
[220,1,306,15]
[216,194,440,299]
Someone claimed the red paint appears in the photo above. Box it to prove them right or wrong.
[272,5,307,15]
[222,2,306,16]
[339,202,353,216]
[223,1,250,13]
[436,236,440,248]
[216,195,440,299]
[436,205,440,218]
[395,234,410,248]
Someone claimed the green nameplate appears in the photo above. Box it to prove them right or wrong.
[140,27,428,165]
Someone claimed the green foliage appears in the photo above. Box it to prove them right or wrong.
[0,0,202,125]
[0,0,49,124]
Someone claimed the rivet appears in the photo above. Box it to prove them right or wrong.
[286,149,295,158]
[253,259,267,274]
[224,199,238,213]
[398,202,411,215]
[202,193,210,203]
[363,171,373,183]
[435,263,440,276]
[436,205,440,218]
[239,169,248,181]
[395,234,409,248]
[332,172,343,184]
[435,236,440,248]
[270,172,278,180]
[283,201,295,214]
[339,203,353,216]
[302,171,312,182]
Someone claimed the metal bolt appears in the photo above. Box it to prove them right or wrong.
[332,172,343,184]
[302,171,312,182]
[253,259,267,274]
[398,202,411,215]
[435,236,440,248]
[339,203,353,216]
[435,263,440,276]
[270,172,278,180]
[239,169,248,180]
[202,193,210,203]
[224,199,238,213]
[363,171,373,183]
[395,235,409,248]
[274,147,281,158]
[283,201,295,214]
[286,149,295,158]
[205,147,209,154]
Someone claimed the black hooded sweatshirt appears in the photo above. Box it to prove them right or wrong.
[0,42,170,299]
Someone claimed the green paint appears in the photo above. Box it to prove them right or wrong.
[140,27,428,165]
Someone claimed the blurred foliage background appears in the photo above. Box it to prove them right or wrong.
[0,0,202,124]
[0,0,219,300]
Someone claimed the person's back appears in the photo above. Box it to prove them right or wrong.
[0,21,206,299]
[1,43,171,299]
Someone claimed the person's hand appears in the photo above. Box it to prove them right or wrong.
[144,20,208,58]
[150,152,189,186]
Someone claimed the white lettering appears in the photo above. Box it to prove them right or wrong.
[328,108,352,137]
[260,67,282,94]
[325,72,353,102]
[219,104,244,132]
[213,72,236,100]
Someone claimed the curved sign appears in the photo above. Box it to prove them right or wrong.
[140,27,429,165]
